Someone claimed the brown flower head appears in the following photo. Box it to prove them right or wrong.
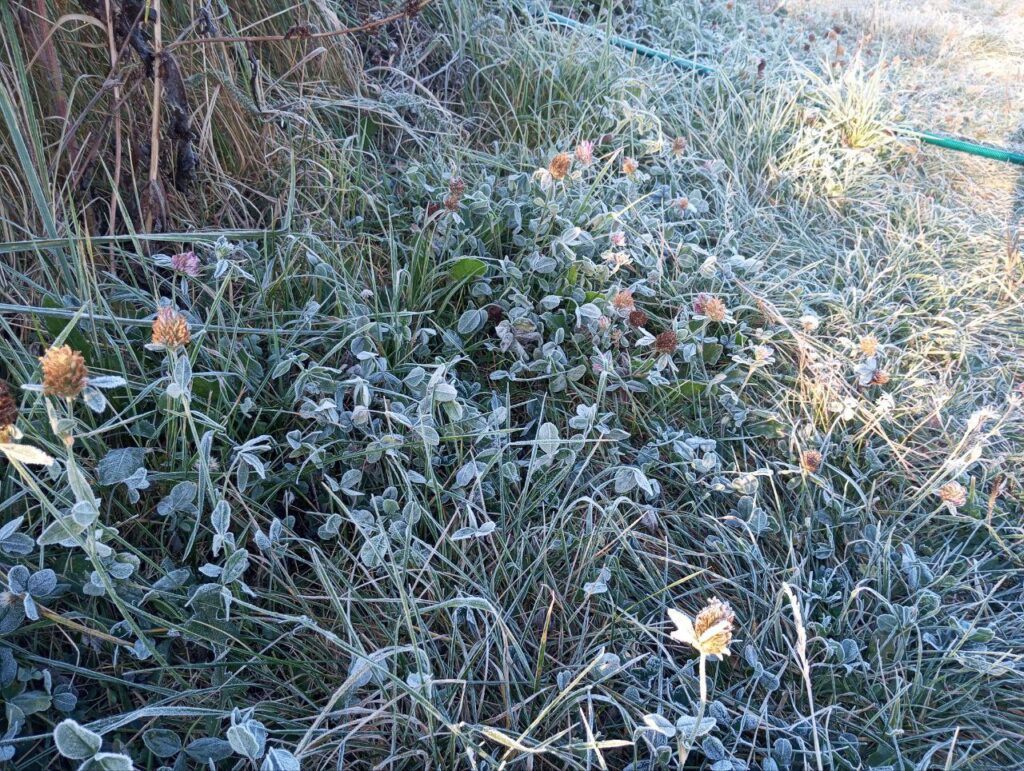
[611,289,636,312]
[0,379,18,431]
[672,136,687,156]
[669,598,736,656]
[40,345,88,400]
[654,330,679,355]
[692,292,711,314]
[704,296,728,322]
[937,481,967,507]
[444,177,465,211]
[678,196,690,211]
[622,156,638,176]
[870,370,890,386]
[801,449,823,473]
[628,309,649,328]
[152,306,191,349]
[548,152,572,181]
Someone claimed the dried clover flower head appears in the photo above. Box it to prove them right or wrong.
[152,306,191,349]
[672,136,687,156]
[669,598,736,656]
[610,231,626,247]
[704,296,728,322]
[548,152,571,180]
[693,293,710,314]
[622,156,638,175]
[628,309,649,328]
[937,481,967,507]
[678,196,690,210]
[799,313,820,332]
[444,177,465,210]
[0,379,17,432]
[858,334,879,357]
[606,251,632,271]
[40,345,88,399]
[801,449,823,473]
[171,250,200,277]
[611,289,636,312]
[871,370,890,386]
[654,330,679,355]
[575,140,594,165]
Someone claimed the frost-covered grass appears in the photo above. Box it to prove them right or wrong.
[0,0,1022,769]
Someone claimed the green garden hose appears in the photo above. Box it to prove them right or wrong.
[539,8,1024,167]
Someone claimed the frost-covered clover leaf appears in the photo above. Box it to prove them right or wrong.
[5,565,57,622]
[80,375,126,414]
[0,517,35,557]
[96,448,149,503]
[157,481,198,518]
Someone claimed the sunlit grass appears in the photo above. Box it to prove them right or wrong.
[0,0,1022,768]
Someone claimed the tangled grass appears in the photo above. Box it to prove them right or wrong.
[0,0,1022,769]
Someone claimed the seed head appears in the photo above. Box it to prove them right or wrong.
[871,370,890,386]
[669,598,736,657]
[548,152,572,180]
[799,313,820,332]
[151,306,191,349]
[704,296,728,322]
[622,157,638,176]
[575,140,594,165]
[444,177,465,211]
[40,345,88,400]
[671,136,687,156]
[678,196,690,211]
[654,330,679,355]
[937,481,967,507]
[628,309,648,327]
[0,379,18,431]
[611,289,635,312]
[801,449,823,473]
[858,334,879,357]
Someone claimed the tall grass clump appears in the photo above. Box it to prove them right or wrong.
[0,0,1022,769]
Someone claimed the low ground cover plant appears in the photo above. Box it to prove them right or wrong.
[0,0,1022,768]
